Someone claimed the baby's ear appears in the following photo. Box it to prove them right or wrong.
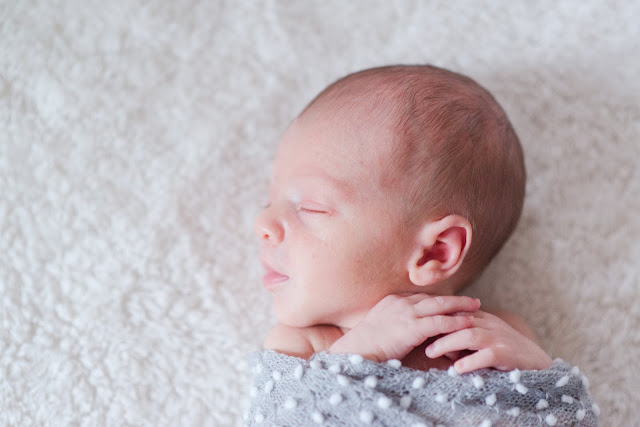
[407,215,472,287]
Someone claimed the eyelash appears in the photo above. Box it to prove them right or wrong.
[296,202,332,215]
[297,205,328,214]
[263,201,332,215]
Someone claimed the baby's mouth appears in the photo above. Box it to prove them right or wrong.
[261,261,289,290]
[263,269,289,289]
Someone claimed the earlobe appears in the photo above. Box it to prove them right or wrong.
[407,215,472,287]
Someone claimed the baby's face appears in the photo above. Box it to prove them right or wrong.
[254,112,415,328]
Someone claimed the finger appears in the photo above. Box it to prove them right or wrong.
[413,295,480,318]
[458,313,501,330]
[416,315,473,341]
[424,327,488,359]
[453,348,499,374]
[397,292,437,303]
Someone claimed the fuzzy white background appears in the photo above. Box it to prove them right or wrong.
[1,1,638,425]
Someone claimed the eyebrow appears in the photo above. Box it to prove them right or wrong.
[285,172,354,202]
[313,172,355,199]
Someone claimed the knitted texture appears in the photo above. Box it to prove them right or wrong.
[247,351,598,426]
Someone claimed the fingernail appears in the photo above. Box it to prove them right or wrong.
[425,345,435,357]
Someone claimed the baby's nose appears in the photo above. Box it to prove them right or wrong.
[253,208,284,244]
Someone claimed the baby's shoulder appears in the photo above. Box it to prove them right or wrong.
[263,323,344,359]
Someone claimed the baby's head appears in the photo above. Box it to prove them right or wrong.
[255,65,525,328]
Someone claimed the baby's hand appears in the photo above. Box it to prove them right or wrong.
[328,293,480,363]
[424,310,553,374]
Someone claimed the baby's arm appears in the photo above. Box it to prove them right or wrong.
[263,298,552,375]
[263,293,478,362]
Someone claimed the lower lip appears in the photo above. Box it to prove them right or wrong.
[263,271,289,290]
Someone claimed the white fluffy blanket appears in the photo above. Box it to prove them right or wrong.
[1,1,638,425]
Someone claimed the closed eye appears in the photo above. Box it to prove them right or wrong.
[298,207,327,214]
[296,202,333,215]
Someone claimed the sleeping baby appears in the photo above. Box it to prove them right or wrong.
[249,65,598,426]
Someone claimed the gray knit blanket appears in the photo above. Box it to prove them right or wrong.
[246,351,598,426]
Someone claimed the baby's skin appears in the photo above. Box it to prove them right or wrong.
[255,67,552,374]
[264,294,552,374]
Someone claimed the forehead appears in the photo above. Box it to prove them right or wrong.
[273,110,397,185]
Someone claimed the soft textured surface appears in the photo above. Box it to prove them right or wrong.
[1,1,638,425]
[248,351,598,426]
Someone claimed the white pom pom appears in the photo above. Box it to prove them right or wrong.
[387,359,402,368]
[436,393,448,404]
[254,412,264,424]
[576,409,586,420]
[447,366,459,377]
[472,376,485,389]
[328,364,341,374]
[359,410,374,424]
[536,399,549,410]
[284,397,297,410]
[592,403,600,416]
[581,374,590,388]
[478,419,492,427]
[485,393,497,406]
[506,407,520,417]
[309,360,322,370]
[545,414,557,426]
[348,354,363,365]
[509,369,521,383]
[329,393,343,406]
[412,423,427,427]
[571,366,580,376]
[255,364,263,374]
[272,371,282,381]
[377,396,392,409]
[515,383,528,394]
[412,377,425,389]
[264,380,274,394]
[561,395,574,404]
[364,375,377,388]
[312,411,324,424]
[294,364,304,380]
[336,374,349,386]
[555,375,569,387]
[400,395,412,409]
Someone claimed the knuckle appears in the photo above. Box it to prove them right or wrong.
[485,347,498,361]
[464,328,479,344]
[431,315,445,328]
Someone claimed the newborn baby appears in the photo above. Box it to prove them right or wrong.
[255,65,552,375]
